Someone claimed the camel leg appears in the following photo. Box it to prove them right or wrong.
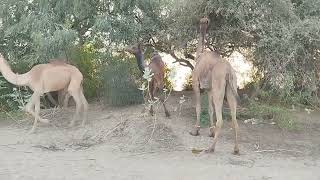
[63,92,71,108]
[46,92,59,107]
[162,100,170,117]
[227,87,240,155]
[158,87,170,117]
[190,83,201,136]
[206,95,224,153]
[28,93,41,134]
[206,81,226,153]
[208,91,215,137]
[68,89,82,127]
[79,89,88,127]
[25,93,49,125]
[149,81,155,116]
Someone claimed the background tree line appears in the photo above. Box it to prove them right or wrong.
[0,0,319,110]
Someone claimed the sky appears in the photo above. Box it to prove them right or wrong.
[160,51,253,91]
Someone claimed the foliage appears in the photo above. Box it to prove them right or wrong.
[165,0,320,106]
[163,65,174,90]
[183,74,193,91]
[238,100,297,130]
[0,77,31,111]
[0,0,320,109]
[69,43,100,99]
[0,59,33,110]
[196,91,296,130]
[0,0,106,64]
[103,54,144,106]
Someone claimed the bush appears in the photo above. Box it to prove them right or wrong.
[164,65,174,91]
[183,74,193,91]
[0,59,32,111]
[193,90,296,130]
[238,100,297,130]
[68,44,101,99]
[102,55,144,106]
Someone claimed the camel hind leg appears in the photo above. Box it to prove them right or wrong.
[208,91,215,137]
[227,73,240,155]
[206,78,226,153]
[158,84,170,118]
[189,78,201,136]
[79,88,88,126]
[27,93,41,133]
[68,88,82,127]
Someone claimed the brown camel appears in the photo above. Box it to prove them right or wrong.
[0,53,88,133]
[124,43,170,117]
[189,17,240,154]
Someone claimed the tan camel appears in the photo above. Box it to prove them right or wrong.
[124,43,170,117]
[189,17,240,154]
[0,54,88,133]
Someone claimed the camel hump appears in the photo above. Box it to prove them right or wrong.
[49,58,67,65]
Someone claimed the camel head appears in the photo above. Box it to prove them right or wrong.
[124,43,145,73]
[124,43,143,55]
[200,17,209,35]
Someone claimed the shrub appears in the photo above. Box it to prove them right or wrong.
[102,55,144,106]
[183,74,193,91]
[0,59,32,111]
[68,44,101,99]
[238,100,297,130]
[164,65,174,91]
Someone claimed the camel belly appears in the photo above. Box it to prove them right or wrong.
[42,70,71,93]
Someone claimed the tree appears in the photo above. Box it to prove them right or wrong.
[0,0,319,106]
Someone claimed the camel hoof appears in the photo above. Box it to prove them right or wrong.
[233,149,240,155]
[205,148,215,153]
[39,118,50,124]
[208,131,215,137]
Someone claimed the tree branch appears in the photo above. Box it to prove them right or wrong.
[169,51,194,70]
[134,15,157,45]
[184,52,195,60]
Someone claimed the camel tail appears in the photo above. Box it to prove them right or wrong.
[227,72,241,105]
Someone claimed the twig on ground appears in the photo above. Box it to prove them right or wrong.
[90,117,129,141]
[147,114,157,143]
[42,106,61,119]
[4,111,24,126]
[254,149,303,154]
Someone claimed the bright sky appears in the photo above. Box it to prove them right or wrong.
[160,51,253,91]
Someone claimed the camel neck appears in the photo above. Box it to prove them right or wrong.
[0,60,29,86]
[196,32,205,60]
[135,50,145,73]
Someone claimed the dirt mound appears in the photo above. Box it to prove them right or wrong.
[23,107,183,153]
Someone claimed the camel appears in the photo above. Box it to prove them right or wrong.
[124,43,170,117]
[0,53,88,133]
[189,17,240,154]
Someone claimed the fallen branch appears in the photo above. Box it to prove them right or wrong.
[90,118,129,141]
[254,149,303,154]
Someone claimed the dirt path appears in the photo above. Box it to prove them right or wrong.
[0,91,319,180]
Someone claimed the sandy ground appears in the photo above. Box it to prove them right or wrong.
[0,91,320,180]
